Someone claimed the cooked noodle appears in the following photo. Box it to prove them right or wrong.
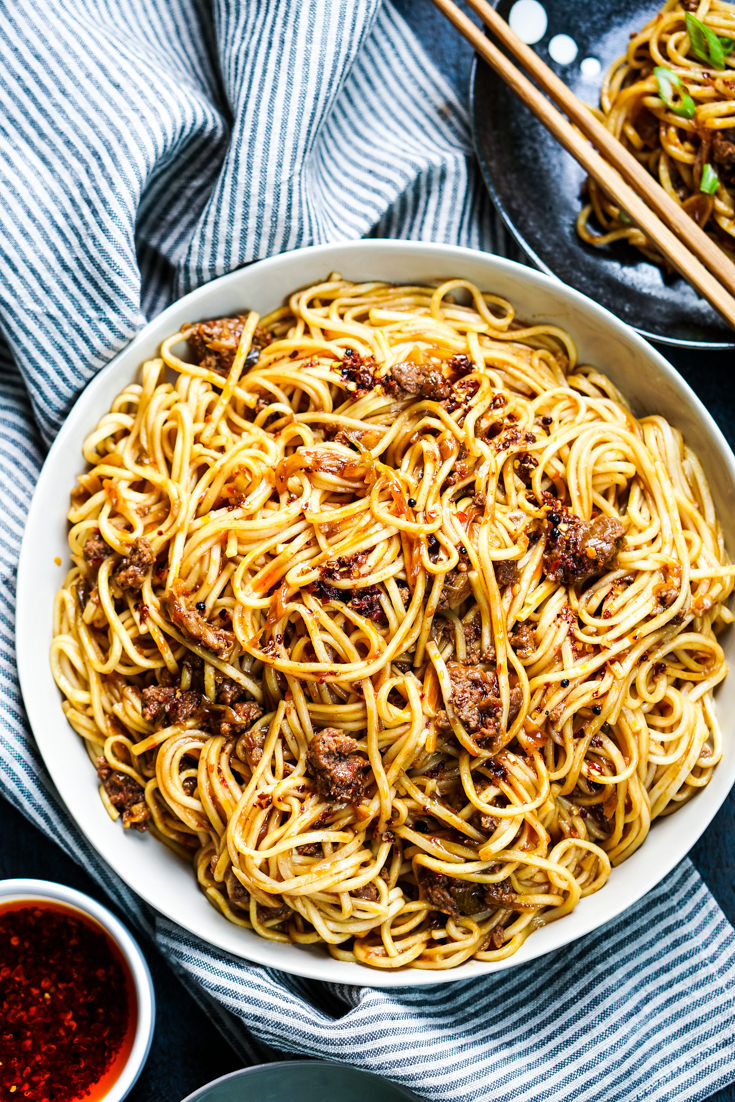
[578,0,735,264]
[51,275,733,970]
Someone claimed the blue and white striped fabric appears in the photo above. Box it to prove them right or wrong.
[1,2,734,1099]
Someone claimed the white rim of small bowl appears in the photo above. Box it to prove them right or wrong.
[0,879,155,1101]
[16,239,735,985]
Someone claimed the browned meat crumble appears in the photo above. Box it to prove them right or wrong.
[306,728,371,802]
[509,621,536,658]
[96,757,150,831]
[495,559,519,587]
[164,586,235,656]
[208,701,263,739]
[542,497,625,585]
[114,536,155,591]
[182,314,272,375]
[141,685,201,727]
[82,530,112,567]
[384,361,451,401]
[417,868,485,917]
[442,662,523,750]
[351,883,379,902]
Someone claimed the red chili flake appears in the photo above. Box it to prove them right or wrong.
[0,902,135,1102]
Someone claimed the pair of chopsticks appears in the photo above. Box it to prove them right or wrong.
[431,0,735,331]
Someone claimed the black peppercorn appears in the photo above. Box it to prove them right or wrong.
[561,678,570,688]
[408,497,417,507]
[195,601,206,612]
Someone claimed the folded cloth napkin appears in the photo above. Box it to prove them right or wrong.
[1,2,735,1100]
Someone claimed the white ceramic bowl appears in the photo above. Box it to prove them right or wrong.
[0,878,155,1099]
[179,1062,424,1102]
[16,240,735,986]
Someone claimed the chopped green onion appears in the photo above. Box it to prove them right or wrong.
[700,162,720,194]
[618,210,632,224]
[654,66,696,118]
[685,12,732,70]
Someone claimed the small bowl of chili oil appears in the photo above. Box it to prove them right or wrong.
[0,878,155,1102]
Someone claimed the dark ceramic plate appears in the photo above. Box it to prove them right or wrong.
[470,0,735,348]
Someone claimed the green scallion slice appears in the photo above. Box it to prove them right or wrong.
[700,162,720,194]
[654,66,696,118]
[685,12,731,70]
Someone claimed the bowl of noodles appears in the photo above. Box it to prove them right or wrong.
[471,0,735,348]
[16,239,735,985]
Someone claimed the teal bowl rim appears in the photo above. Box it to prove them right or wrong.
[180,1060,424,1102]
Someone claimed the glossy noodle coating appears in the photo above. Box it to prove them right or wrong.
[578,0,735,264]
[51,275,733,970]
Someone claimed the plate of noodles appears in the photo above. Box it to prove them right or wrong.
[16,239,735,985]
[471,0,735,348]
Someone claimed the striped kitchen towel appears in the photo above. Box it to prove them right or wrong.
[0,1,734,1100]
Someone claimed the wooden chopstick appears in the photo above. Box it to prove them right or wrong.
[463,0,735,299]
[431,0,735,331]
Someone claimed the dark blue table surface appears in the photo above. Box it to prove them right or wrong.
[3,3,735,1099]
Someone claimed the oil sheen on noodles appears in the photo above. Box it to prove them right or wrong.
[50,275,733,971]
[578,0,735,264]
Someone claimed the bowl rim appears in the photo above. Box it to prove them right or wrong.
[16,236,735,986]
[467,53,735,352]
[178,1060,425,1102]
[0,878,155,1102]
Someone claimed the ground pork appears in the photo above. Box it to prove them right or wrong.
[216,676,249,706]
[141,685,201,727]
[488,924,506,949]
[418,868,485,917]
[508,621,536,658]
[182,315,271,375]
[483,878,533,909]
[542,498,625,586]
[305,728,371,803]
[82,530,112,568]
[495,559,519,587]
[164,587,235,656]
[224,868,250,909]
[114,537,155,591]
[256,901,291,925]
[96,758,150,832]
[384,361,451,401]
[445,662,523,749]
[239,725,266,770]
[208,700,263,739]
[351,883,379,902]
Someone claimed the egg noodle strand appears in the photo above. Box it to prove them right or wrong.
[51,275,732,970]
[578,0,735,263]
